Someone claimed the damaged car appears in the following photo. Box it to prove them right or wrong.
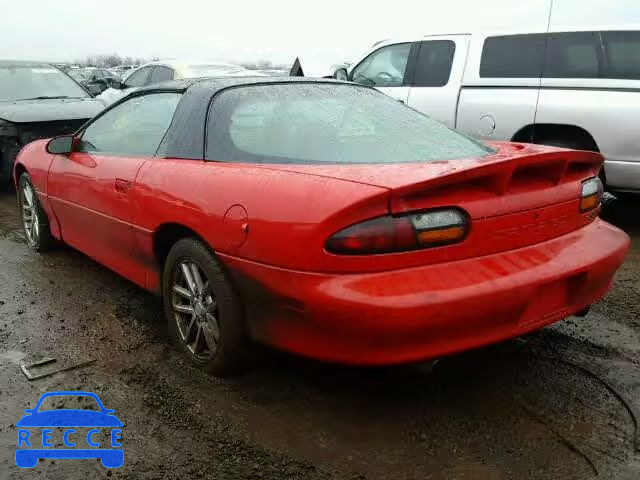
[0,61,104,184]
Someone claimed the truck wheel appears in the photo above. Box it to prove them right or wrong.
[18,173,52,251]
[162,238,251,376]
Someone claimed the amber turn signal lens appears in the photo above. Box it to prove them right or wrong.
[580,194,600,212]
[580,177,603,213]
[417,226,466,245]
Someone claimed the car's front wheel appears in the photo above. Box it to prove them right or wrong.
[19,173,52,251]
[162,238,250,376]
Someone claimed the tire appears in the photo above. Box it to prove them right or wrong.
[18,173,52,251]
[162,238,250,376]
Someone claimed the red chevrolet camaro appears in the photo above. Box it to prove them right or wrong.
[14,77,629,375]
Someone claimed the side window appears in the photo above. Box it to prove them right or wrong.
[544,32,601,78]
[78,93,182,156]
[602,31,640,80]
[480,34,546,78]
[124,66,152,88]
[148,66,174,84]
[351,43,413,87]
[412,40,456,87]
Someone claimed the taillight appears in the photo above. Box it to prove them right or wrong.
[326,209,469,255]
[580,177,603,212]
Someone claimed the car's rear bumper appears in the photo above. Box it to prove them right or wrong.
[221,219,629,365]
[605,159,640,193]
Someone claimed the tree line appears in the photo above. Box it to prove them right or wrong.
[71,54,289,71]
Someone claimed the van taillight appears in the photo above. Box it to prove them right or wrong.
[326,209,469,255]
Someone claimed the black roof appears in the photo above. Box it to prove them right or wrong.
[142,76,359,162]
[139,76,352,95]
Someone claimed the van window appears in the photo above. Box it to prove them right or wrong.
[603,31,640,80]
[412,40,456,87]
[544,32,601,78]
[480,34,546,78]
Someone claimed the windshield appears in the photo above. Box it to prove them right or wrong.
[0,65,90,101]
[184,64,247,77]
[207,83,493,164]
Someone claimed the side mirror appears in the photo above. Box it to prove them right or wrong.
[24,408,34,414]
[111,80,123,89]
[46,135,75,155]
[333,68,349,81]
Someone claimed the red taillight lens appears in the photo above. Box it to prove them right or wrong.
[326,209,469,255]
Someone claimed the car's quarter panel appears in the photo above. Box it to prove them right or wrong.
[12,140,63,239]
[47,152,148,285]
[131,158,391,290]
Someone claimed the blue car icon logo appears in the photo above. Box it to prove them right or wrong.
[15,391,123,468]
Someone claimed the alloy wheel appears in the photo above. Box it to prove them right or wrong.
[21,183,39,246]
[171,260,220,361]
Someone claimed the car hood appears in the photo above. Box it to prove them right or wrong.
[0,98,105,124]
[16,410,123,428]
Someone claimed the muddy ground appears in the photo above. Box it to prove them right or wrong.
[0,191,638,480]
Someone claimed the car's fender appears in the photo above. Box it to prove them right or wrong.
[14,139,62,239]
[13,140,54,192]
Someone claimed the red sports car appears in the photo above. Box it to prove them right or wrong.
[14,78,630,376]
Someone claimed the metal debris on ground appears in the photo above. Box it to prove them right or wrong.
[20,357,96,381]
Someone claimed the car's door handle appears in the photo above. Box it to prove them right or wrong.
[114,178,133,193]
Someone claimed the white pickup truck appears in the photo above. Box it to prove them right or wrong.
[334,27,640,197]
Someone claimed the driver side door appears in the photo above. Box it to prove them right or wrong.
[349,42,419,103]
[47,92,183,285]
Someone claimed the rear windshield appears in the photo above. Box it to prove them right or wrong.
[206,83,493,164]
[0,66,90,101]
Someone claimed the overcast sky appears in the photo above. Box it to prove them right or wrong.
[1,0,638,66]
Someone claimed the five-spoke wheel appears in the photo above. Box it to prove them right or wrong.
[163,238,249,376]
[18,173,51,251]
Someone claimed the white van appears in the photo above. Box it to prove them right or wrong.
[334,12,640,196]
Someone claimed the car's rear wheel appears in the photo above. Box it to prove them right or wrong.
[19,173,52,251]
[162,238,250,376]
